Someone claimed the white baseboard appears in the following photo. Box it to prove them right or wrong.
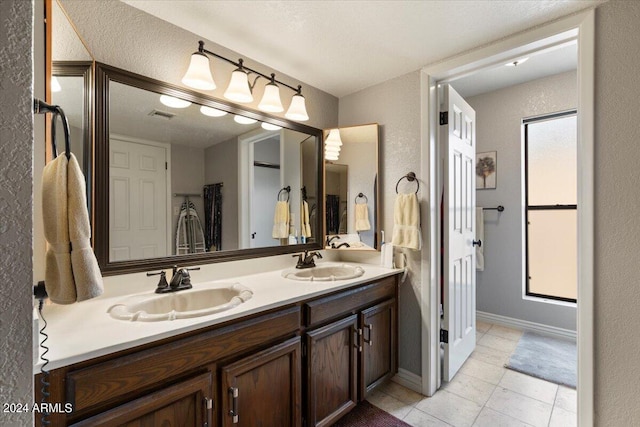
[392,368,422,394]
[477,311,576,341]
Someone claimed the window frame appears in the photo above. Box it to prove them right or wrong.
[523,109,578,303]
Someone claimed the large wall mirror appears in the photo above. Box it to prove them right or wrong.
[95,64,323,274]
[324,124,380,251]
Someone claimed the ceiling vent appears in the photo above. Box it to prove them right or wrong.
[148,109,175,120]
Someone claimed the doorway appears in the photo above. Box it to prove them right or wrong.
[420,10,594,425]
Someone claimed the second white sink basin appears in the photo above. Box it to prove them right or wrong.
[108,283,253,322]
[282,264,365,281]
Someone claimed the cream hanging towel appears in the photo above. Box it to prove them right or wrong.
[301,200,312,238]
[42,154,103,304]
[391,193,421,250]
[355,203,371,231]
[272,200,290,239]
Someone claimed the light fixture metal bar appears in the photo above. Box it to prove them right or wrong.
[198,41,302,94]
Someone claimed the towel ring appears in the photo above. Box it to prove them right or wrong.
[355,193,368,204]
[277,186,291,202]
[395,172,419,194]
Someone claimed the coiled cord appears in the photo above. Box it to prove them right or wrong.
[38,298,51,426]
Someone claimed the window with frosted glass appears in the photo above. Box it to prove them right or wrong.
[524,112,577,302]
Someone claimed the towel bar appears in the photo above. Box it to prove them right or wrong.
[277,186,291,202]
[483,205,504,212]
[355,193,368,204]
[395,172,419,194]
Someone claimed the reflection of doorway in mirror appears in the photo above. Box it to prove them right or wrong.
[251,137,281,248]
[109,135,171,261]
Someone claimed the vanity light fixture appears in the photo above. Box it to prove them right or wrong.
[51,76,62,92]
[160,95,191,109]
[182,41,309,121]
[505,57,529,67]
[261,122,282,131]
[234,115,258,125]
[200,105,227,117]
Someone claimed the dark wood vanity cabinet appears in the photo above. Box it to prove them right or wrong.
[304,277,398,427]
[36,274,398,427]
[220,337,302,427]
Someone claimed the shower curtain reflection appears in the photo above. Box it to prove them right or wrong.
[326,194,340,235]
[204,183,223,251]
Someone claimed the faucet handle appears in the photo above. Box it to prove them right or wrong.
[147,270,169,292]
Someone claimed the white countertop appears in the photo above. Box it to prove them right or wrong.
[34,261,401,373]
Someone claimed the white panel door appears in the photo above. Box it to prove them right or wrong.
[110,137,168,261]
[442,85,477,381]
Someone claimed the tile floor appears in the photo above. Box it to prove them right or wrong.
[366,321,577,427]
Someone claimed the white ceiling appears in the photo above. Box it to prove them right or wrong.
[123,0,604,98]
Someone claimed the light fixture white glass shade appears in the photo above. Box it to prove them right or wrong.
[325,129,343,147]
[285,93,309,121]
[261,122,282,131]
[51,76,62,92]
[182,53,216,90]
[224,69,253,103]
[160,95,191,109]
[200,105,227,117]
[258,83,284,113]
[234,115,257,125]
[325,152,339,161]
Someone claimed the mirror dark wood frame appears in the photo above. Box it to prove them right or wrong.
[52,61,94,217]
[95,63,324,275]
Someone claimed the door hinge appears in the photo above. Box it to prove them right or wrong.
[440,329,449,343]
[165,161,168,170]
[302,341,307,357]
[440,111,448,125]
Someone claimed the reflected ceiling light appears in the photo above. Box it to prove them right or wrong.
[261,122,282,131]
[505,57,529,67]
[234,115,257,125]
[182,41,309,120]
[160,95,191,108]
[200,105,227,117]
[324,128,342,161]
[51,76,62,92]
[182,52,216,90]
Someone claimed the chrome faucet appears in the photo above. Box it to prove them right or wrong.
[147,266,200,293]
[293,250,323,269]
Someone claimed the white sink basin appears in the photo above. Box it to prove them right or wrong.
[282,264,365,282]
[108,283,253,321]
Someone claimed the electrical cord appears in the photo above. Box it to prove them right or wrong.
[34,282,51,426]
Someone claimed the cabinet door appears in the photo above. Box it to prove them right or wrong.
[360,298,396,397]
[70,372,214,427]
[220,337,301,427]
[306,314,359,427]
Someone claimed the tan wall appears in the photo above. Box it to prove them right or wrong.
[594,0,640,424]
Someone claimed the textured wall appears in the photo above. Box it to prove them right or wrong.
[594,1,640,424]
[339,71,423,376]
[0,0,34,425]
[467,71,577,330]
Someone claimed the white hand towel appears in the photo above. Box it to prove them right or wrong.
[42,153,103,304]
[68,154,104,301]
[301,200,312,238]
[391,193,421,250]
[354,203,371,231]
[272,201,290,239]
[476,207,485,271]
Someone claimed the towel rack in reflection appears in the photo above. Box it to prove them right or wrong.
[355,193,368,204]
[483,205,504,212]
[278,186,291,202]
[395,172,419,194]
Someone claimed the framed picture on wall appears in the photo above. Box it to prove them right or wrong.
[476,151,497,189]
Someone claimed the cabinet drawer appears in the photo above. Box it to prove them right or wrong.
[304,277,396,327]
[67,306,300,416]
